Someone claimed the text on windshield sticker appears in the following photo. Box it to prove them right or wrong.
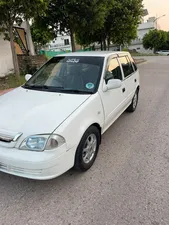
[66,59,80,63]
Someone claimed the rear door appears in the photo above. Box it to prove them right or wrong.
[118,55,138,105]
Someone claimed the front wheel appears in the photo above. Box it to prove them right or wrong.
[126,90,139,112]
[74,126,100,172]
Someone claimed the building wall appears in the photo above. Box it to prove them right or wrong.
[21,21,35,55]
[137,22,155,39]
[0,35,14,77]
[128,44,153,54]
[48,35,72,52]
[129,20,155,53]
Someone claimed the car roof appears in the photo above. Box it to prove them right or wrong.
[55,51,129,58]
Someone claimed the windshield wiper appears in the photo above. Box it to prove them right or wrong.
[23,84,63,90]
[23,84,46,89]
[23,85,92,94]
[62,89,93,94]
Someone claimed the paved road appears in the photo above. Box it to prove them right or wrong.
[1,56,169,225]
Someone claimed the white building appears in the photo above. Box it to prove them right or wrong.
[128,17,156,53]
[0,34,14,77]
[48,35,72,52]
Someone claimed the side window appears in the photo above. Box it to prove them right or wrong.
[128,55,138,71]
[119,56,134,78]
[105,58,122,84]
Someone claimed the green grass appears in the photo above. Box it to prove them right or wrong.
[0,74,25,90]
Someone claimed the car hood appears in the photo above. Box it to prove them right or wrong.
[0,87,90,136]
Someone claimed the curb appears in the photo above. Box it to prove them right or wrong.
[134,58,146,64]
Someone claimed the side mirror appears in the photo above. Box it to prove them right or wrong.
[25,74,32,81]
[103,79,122,92]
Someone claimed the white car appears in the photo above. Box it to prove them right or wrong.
[0,51,140,180]
[156,50,169,56]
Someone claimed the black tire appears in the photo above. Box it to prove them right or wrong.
[126,89,139,112]
[74,126,101,172]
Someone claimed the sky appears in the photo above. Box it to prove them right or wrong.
[144,0,169,31]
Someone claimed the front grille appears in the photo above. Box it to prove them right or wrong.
[0,162,6,170]
[0,132,22,148]
[0,135,13,143]
[0,138,10,143]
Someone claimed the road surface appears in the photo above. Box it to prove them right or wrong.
[0,56,169,225]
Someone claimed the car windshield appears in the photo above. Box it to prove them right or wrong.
[24,56,104,94]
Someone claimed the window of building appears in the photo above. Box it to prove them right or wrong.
[64,39,70,45]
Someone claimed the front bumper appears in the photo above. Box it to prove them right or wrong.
[0,145,77,180]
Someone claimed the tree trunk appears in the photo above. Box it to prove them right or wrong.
[9,24,20,79]
[70,28,76,52]
[107,38,110,51]
[101,41,103,51]
[103,39,107,50]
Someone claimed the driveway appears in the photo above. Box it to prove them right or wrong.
[0,56,169,225]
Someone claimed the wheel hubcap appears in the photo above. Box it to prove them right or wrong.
[133,93,138,109]
[82,134,97,164]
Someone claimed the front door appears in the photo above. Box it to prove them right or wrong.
[99,56,126,132]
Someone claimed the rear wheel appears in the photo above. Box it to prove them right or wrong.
[74,126,100,171]
[127,90,139,112]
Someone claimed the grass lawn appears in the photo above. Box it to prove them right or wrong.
[0,74,25,90]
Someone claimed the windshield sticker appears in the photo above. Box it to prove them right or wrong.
[66,58,80,63]
[86,83,94,89]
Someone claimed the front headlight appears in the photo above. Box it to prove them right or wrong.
[19,134,65,151]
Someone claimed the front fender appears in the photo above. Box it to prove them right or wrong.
[55,93,104,149]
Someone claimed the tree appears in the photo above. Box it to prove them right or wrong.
[107,0,143,46]
[76,0,143,50]
[0,0,48,78]
[160,32,169,50]
[39,0,112,52]
[143,29,167,53]
[31,20,55,53]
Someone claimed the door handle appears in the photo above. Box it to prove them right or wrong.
[122,88,126,93]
